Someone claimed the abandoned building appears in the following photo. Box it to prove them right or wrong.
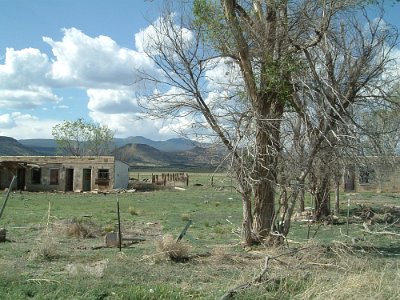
[343,156,400,193]
[0,156,129,192]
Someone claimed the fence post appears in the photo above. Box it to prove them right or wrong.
[0,176,17,220]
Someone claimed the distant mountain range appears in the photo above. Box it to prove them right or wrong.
[113,143,224,169]
[0,136,39,156]
[18,136,200,154]
[0,136,224,170]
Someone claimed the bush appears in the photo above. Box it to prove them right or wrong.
[156,235,191,262]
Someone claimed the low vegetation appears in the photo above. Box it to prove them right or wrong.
[0,173,399,299]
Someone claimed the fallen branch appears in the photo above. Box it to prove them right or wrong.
[362,222,400,236]
[27,278,60,285]
[219,247,307,300]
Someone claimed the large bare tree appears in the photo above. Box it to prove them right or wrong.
[138,0,398,245]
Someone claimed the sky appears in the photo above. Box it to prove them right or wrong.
[0,0,399,141]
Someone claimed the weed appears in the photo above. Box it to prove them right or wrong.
[102,225,114,233]
[29,232,60,261]
[156,234,191,262]
[128,206,139,216]
[181,213,191,221]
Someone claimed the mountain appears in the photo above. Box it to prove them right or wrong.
[113,143,225,169]
[113,143,174,166]
[14,136,224,169]
[19,136,198,155]
[0,136,40,156]
[114,136,198,152]
[18,139,57,155]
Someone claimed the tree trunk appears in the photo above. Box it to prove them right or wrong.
[252,126,280,239]
[315,174,331,220]
[335,180,340,215]
[299,185,305,212]
[241,190,253,246]
[253,178,275,239]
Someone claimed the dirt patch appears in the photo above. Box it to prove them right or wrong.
[65,259,109,278]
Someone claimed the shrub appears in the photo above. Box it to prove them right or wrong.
[128,206,139,216]
[156,234,191,262]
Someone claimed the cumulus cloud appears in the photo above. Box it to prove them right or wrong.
[0,23,240,140]
[0,47,52,87]
[87,88,139,114]
[0,112,59,139]
[0,87,60,109]
[0,47,60,108]
[134,14,193,55]
[205,58,242,91]
[44,28,154,88]
[0,113,16,129]
[89,110,192,140]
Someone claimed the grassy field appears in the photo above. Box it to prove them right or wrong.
[0,172,399,299]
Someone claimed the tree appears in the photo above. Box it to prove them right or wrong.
[138,0,398,245]
[52,119,114,156]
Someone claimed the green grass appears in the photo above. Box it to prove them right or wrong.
[0,172,399,299]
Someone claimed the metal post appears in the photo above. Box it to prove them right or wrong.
[177,219,192,242]
[346,198,350,236]
[0,176,17,220]
[117,195,122,251]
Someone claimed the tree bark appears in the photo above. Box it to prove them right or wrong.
[241,190,253,246]
[335,180,340,215]
[315,174,331,220]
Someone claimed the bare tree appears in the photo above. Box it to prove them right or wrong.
[137,1,398,245]
[276,5,398,232]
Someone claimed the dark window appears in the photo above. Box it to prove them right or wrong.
[98,169,109,180]
[359,166,375,184]
[50,169,59,185]
[31,168,41,184]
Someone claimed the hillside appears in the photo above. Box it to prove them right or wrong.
[18,138,57,155]
[114,136,199,152]
[14,136,224,170]
[0,136,40,156]
[20,136,199,155]
[113,143,225,169]
[113,143,174,166]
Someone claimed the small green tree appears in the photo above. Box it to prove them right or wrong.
[52,119,114,156]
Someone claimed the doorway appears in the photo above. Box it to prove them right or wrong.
[17,168,26,190]
[344,166,355,192]
[82,169,92,191]
[65,168,74,191]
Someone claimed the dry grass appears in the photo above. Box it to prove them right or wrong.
[180,213,191,221]
[128,206,139,216]
[155,234,191,262]
[211,246,235,264]
[297,256,400,300]
[53,219,98,238]
[29,232,61,261]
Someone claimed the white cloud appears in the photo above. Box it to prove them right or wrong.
[87,88,139,114]
[0,47,60,109]
[0,87,60,109]
[134,14,193,55]
[0,113,16,129]
[0,47,52,87]
[44,28,154,88]
[89,110,190,140]
[0,112,59,139]
[0,23,242,141]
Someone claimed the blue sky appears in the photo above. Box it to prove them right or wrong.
[0,0,399,140]
[0,0,169,140]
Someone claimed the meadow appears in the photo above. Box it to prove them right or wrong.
[0,172,399,299]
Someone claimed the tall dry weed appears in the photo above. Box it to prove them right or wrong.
[156,234,191,262]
